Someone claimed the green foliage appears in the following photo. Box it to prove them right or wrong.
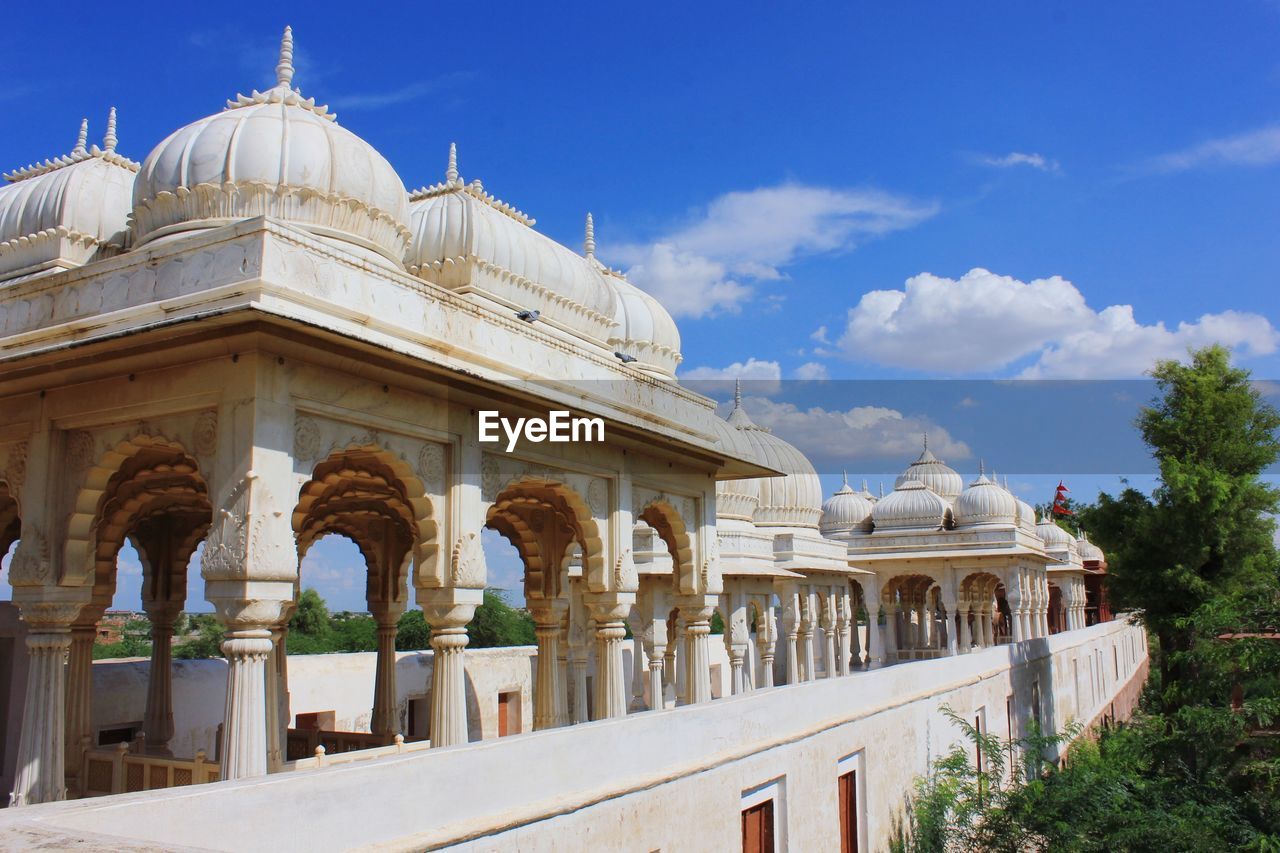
[173,613,224,659]
[395,609,431,651]
[469,589,536,648]
[896,347,1280,850]
[710,610,724,635]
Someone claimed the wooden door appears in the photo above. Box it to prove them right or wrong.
[838,770,858,853]
[742,800,774,853]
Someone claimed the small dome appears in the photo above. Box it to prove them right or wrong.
[406,167,616,342]
[608,273,682,379]
[724,384,823,528]
[1014,497,1038,532]
[0,113,138,282]
[953,469,1018,528]
[820,474,874,535]
[712,415,760,522]
[895,440,964,502]
[1036,513,1074,549]
[131,28,411,266]
[872,480,949,531]
[1077,530,1105,563]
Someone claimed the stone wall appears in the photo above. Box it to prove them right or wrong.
[0,619,1145,850]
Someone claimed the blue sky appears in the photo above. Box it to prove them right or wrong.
[1,2,1277,610]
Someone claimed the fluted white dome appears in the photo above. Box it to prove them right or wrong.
[712,415,761,522]
[895,443,964,502]
[406,172,617,342]
[131,29,411,266]
[724,390,822,528]
[820,475,875,535]
[872,480,949,530]
[953,471,1018,528]
[0,114,138,282]
[1077,531,1105,563]
[1015,497,1038,532]
[607,273,682,379]
[1036,514,1074,550]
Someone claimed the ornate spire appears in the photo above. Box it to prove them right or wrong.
[842,470,849,488]
[584,212,595,258]
[978,459,986,479]
[923,432,928,451]
[734,378,743,409]
[276,25,295,88]
[103,107,117,152]
[73,119,88,155]
[879,482,885,498]
[446,142,458,183]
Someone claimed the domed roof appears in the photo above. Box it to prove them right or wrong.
[406,155,618,341]
[895,438,964,502]
[1036,513,1074,550]
[605,262,682,378]
[953,467,1018,528]
[1077,530,1105,563]
[0,112,138,282]
[872,479,949,531]
[131,28,411,266]
[820,473,875,535]
[711,414,760,522]
[724,383,823,528]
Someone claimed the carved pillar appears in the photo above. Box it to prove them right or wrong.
[11,626,73,806]
[369,604,403,741]
[588,598,631,720]
[533,603,566,729]
[680,602,714,705]
[959,605,972,652]
[864,578,884,667]
[220,628,273,780]
[941,591,959,657]
[756,604,776,688]
[821,591,837,678]
[142,601,181,754]
[627,609,648,713]
[64,610,102,796]
[421,589,481,748]
[274,622,291,759]
[884,598,899,663]
[781,588,801,685]
[837,591,853,675]
[798,590,816,681]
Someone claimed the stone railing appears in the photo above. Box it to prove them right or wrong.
[284,728,428,761]
[81,740,219,797]
[281,733,432,772]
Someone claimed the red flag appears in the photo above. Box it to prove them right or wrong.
[1052,481,1073,516]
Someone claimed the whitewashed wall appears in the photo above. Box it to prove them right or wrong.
[1,620,1145,851]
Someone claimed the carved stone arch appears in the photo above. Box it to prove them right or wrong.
[635,498,696,595]
[293,443,436,607]
[487,477,604,597]
[61,434,213,605]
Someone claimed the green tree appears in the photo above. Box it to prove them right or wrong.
[173,613,225,659]
[93,617,153,659]
[395,609,431,651]
[469,589,535,648]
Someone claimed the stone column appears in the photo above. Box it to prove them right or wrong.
[422,589,481,748]
[12,630,72,806]
[570,644,590,725]
[369,605,403,741]
[142,602,181,754]
[884,601,899,663]
[865,579,884,667]
[219,629,273,780]
[798,591,816,681]
[680,603,714,705]
[263,627,282,772]
[756,606,776,688]
[64,612,101,797]
[10,599,81,807]
[274,624,291,758]
[781,591,801,685]
[628,614,648,713]
[533,604,566,729]
[959,606,972,652]
[588,598,631,720]
[821,592,838,679]
[942,593,960,657]
[837,591,853,675]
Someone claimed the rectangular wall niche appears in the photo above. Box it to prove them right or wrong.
[741,777,785,853]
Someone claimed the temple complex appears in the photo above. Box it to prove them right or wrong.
[0,28,1139,851]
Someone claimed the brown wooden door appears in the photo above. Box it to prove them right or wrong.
[838,770,858,853]
[742,800,774,853]
[497,692,511,737]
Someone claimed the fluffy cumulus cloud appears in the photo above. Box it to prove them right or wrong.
[1152,124,1280,172]
[613,184,938,318]
[793,362,829,380]
[836,268,1279,378]
[720,396,969,469]
[980,152,1060,173]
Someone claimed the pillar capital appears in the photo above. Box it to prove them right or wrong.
[418,586,483,631]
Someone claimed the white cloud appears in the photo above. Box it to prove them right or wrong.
[329,72,476,111]
[1152,124,1280,172]
[793,362,829,381]
[613,184,937,318]
[980,152,1060,173]
[836,268,1279,378]
[682,358,783,382]
[811,325,831,345]
[721,396,970,466]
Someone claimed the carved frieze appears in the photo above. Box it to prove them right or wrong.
[9,525,50,586]
[417,442,446,491]
[193,411,218,458]
[450,532,485,588]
